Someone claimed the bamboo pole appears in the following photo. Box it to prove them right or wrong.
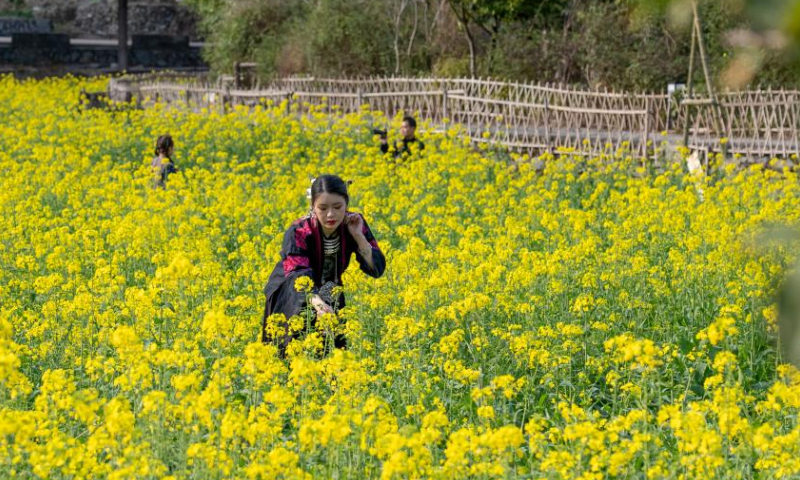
[692,0,725,139]
[682,4,698,148]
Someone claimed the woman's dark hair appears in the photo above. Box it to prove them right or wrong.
[310,175,350,207]
[402,116,417,128]
[155,134,174,158]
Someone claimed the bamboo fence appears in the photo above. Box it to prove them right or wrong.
[107,73,800,159]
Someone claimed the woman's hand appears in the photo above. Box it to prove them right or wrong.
[345,212,365,239]
[346,212,376,270]
[311,294,334,316]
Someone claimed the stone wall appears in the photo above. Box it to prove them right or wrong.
[0,33,205,68]
[74,1,199,38]
[0,17,53,34]
[1,0,198,38]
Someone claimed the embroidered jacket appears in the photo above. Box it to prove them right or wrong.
[262,213,386,335]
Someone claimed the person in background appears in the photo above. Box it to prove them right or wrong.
[151,134,178,188]
[379,116,425,158]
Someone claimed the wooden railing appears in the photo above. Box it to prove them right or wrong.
[108,73,800,160]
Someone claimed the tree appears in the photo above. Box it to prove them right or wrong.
[447,0,564,77]
[632,0,800,88]
[305,0,394,75]
[184,0,305,76]
[386,0,410,74]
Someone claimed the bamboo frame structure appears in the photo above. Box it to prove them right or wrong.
[107,73,800,160]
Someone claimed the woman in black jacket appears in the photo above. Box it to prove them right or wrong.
[261,175,386,355]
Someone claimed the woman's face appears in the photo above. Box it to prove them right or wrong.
[160,145,173,157]
[313,192,347,234]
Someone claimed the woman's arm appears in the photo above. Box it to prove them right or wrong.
[280,222,313,277]
[280,220,335,315]
[347,213,386,278]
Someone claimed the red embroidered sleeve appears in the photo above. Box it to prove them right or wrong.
[283,255,310,275]
[294,220,313,250]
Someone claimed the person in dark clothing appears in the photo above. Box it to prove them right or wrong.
[261,175,386,356]
[151,134,178,188]
[379,116,425,158]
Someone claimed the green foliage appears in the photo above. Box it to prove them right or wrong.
[450,0,565,33]
[304,0,394,75]
[630,0,800,88]
[0,0,32,17]
[432,56,471,77]
[184,0,305,75]
[184,0,800,90]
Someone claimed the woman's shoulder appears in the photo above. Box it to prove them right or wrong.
[286,216,315,236]
[284,216,315,249]
[289,215,312,227]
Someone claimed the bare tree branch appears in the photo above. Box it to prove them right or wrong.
[407,0,420,58]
